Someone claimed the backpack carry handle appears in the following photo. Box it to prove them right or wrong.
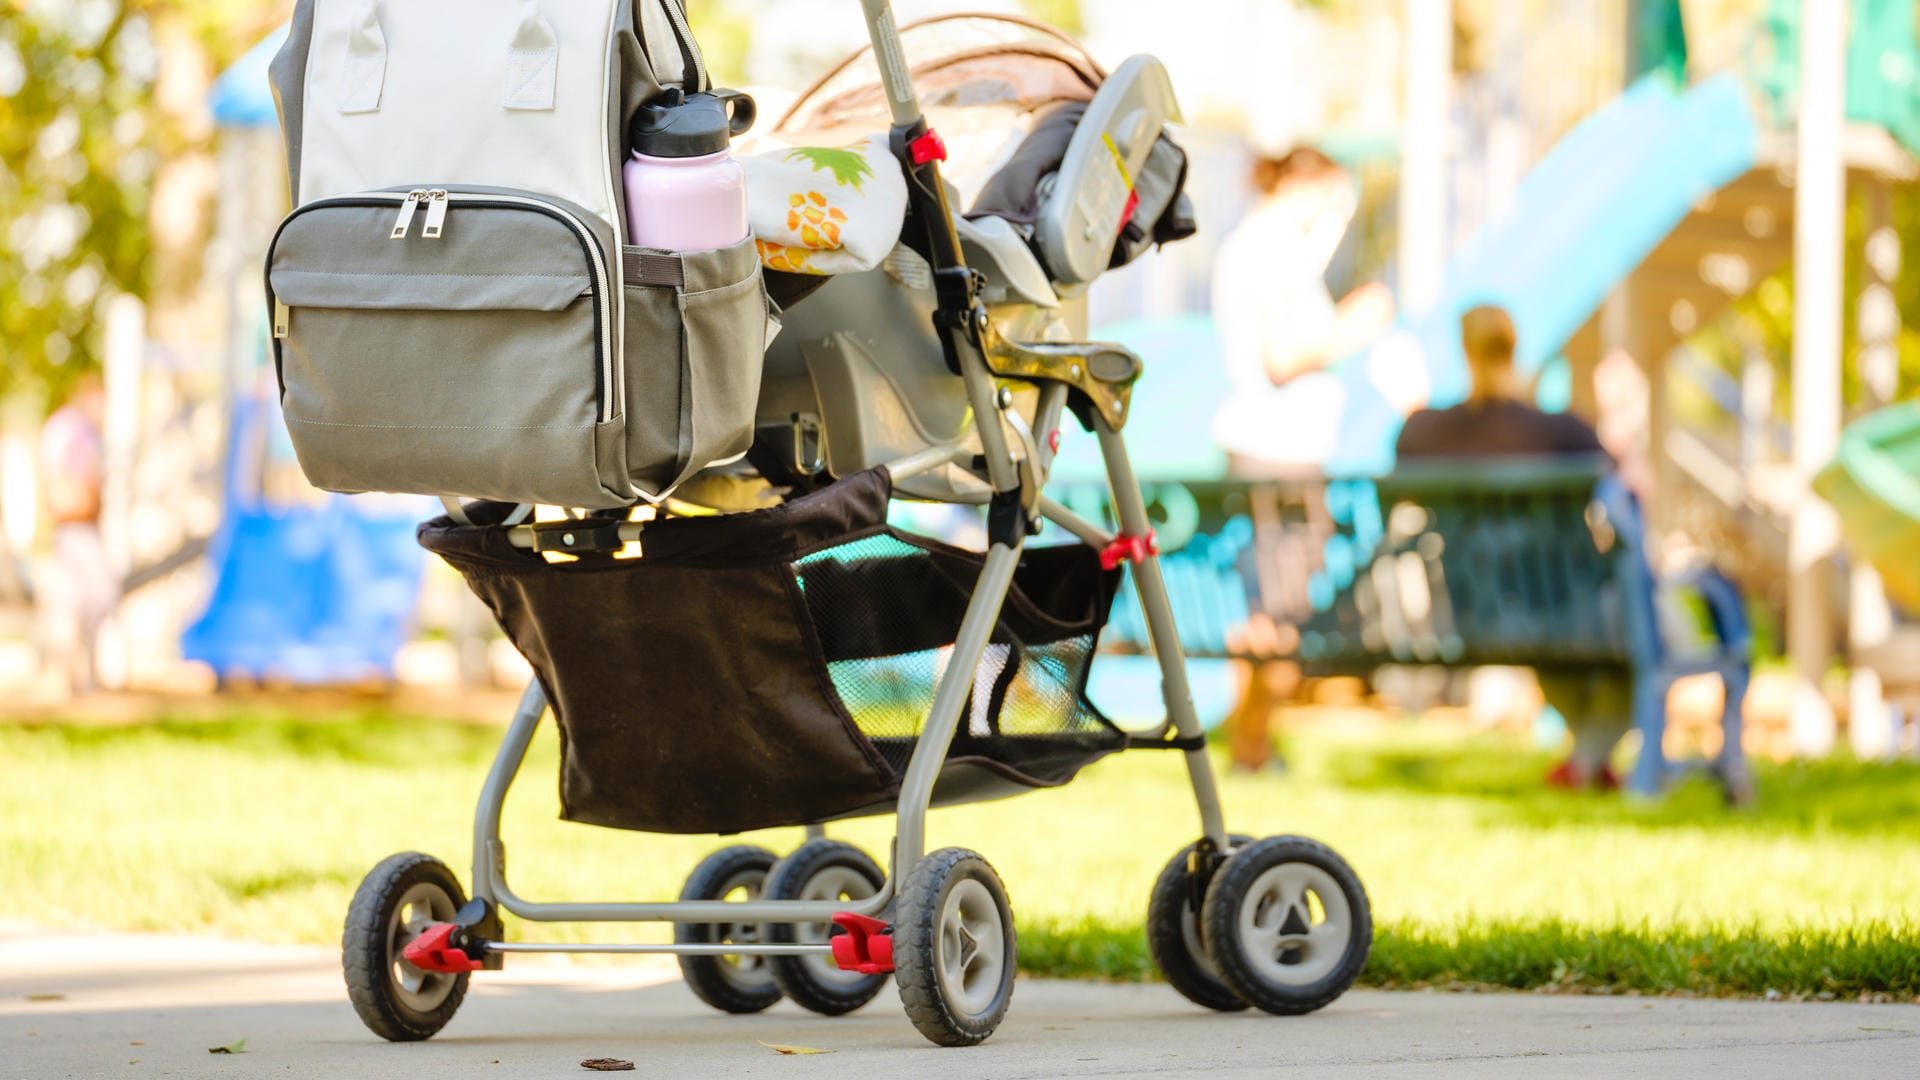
[334,0,560,115]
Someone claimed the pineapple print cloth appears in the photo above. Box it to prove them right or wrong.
[741,133,906,276]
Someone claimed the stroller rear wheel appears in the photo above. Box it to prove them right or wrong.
[342,852,471,1041]
[675,845,784,1014]
[893,847,1017,1047]
[1200,836,1372,1016]
[1146,835,1253,1012]
[764,839,889,1014]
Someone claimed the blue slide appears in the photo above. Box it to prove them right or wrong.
[181,397,428,684]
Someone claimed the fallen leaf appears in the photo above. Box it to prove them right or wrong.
[580,1059,635,1072]
[758,1041,833,1056]
[25,993,64,1002]
[207,1037,247,1055]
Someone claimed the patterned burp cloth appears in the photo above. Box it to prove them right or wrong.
[742,133,907,276]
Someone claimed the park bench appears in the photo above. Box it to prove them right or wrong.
[1097,456,1753,801]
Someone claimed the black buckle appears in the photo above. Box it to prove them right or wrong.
[530,519,624,554]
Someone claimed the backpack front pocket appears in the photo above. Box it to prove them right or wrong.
[269,188,633,508]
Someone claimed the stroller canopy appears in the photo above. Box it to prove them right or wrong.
[776,13,1106,207]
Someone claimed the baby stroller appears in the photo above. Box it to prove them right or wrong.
[335,2,1373,1048]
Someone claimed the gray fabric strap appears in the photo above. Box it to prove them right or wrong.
[623,250,685,287]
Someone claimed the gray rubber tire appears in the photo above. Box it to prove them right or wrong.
[342,852,470,1042]
[893,847,1016,1047]
[1201,836,1372,1016]
[765,839,888,1015]
[675,845,783,1014]
[1146,835,1253,1012]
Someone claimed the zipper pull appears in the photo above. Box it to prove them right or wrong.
[272,299,290,339]
[390,190,427,239]
[421,190,450,239]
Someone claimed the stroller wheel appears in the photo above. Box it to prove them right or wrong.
[893,847,1016,1047]
[342,852,471,1041]
[675,845,783,1014]
[1146,835,1253,1012]
[765,839,888,1015]
[1200,836,1372,1016]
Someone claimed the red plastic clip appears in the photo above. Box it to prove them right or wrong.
[1047,428,1061,453]
[908,128,948,165]
[828,912,895,974]
[1099,530,1158,570]
[401,923,484,974]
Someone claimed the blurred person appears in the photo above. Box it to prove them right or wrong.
[1211,147,1396,464]
[1211,145,1396,771]
[1396,306,1626,790]
[37,375,118,696]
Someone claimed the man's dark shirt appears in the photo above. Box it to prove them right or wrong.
[1395,398,1606,459]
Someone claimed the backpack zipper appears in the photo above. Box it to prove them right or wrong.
[269,190,616,423]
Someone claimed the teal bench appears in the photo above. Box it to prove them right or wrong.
[1098,457,1753,800]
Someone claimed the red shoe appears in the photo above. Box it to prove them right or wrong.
[1545,759,1583,789]
[1594,764,1621,792]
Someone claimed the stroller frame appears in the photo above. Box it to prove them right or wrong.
[352,0,1370,1047]
[465,0,1225,943]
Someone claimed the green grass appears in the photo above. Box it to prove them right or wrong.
[3,707,1918,999]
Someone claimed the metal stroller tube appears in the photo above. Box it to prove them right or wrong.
[859,0,925,128]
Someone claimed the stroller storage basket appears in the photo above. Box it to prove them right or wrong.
[419,469,1125,834]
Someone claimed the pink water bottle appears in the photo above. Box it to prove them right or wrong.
[623,89,755,252]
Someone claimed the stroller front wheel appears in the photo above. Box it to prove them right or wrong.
[1200,836,1372,1016]
[764,839,889,1014]
[342,852,471,1041]
[1146,835,1254,1012]
[893,847,1016,1047]
[675,845,785,1014]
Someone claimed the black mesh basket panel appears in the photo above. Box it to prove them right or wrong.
[795,533,1125,785]
[419,469,1125,835]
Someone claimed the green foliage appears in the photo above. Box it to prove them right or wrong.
[0,5,155,403]
[0,2,282,408]
[783,146,875,192]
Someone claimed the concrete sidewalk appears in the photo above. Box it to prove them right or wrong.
[3,928,1915,1079]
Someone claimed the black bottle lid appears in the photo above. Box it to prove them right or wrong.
[630,88,756,158]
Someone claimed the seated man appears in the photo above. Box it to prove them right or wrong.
[1396,306,1625,791]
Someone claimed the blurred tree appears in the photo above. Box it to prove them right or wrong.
[1697,186,1920,418]
[0,0,278,410]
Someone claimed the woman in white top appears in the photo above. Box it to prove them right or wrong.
[1210,147,1395,469]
